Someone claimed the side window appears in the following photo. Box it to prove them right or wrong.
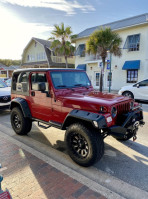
[19,73,27,83]
[31,73,48,91]
[139,80,148,87]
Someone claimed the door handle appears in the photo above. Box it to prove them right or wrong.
[31,91,35,96]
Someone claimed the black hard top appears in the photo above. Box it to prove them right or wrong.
[13,68,84,73]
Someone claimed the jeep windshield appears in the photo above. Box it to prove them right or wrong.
[51,71,91,89]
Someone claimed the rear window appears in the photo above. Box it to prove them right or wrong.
[12,72,29,96]
[12,73,19,91]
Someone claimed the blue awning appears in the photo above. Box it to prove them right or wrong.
[122,60,140,70]
[76,64,86,71]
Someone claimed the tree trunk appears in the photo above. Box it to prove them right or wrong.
[65,56,68,68]
[100,57,105,92]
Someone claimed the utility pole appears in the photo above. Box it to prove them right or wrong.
[109,52,112,93]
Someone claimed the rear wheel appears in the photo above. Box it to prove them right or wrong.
[65,123,104,167]
[11,107,32,135]
[122,91,134,99]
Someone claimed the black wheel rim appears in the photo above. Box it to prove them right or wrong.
[13,114,21,129]
[71,133,89,158]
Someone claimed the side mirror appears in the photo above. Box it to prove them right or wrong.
[38,82,46,91]
[136,84,139,88]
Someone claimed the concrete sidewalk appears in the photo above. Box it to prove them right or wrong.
[0,134,107,199]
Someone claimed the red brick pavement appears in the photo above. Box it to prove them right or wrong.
[0,136,107,199]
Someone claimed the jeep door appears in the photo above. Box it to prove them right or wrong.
[29,72,52,122]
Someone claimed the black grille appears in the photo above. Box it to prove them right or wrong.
[0,96,11,103]
[117,102,130,114]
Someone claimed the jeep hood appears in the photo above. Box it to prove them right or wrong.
[60,90,130,112]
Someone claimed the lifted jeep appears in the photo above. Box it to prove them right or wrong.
[10,69,145,167]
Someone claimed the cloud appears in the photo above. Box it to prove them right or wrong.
[0,5,53,59]
[1,0,95,15]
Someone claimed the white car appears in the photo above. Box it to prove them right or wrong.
[5,78,12,87]
[118,79,148,101]
[0,77,9,83]
[0,79,11,109]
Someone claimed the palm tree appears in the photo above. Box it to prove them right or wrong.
[86,27,122,92]
[50,23,75,68]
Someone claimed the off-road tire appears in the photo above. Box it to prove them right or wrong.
[11,107,32,135]
[122,91,134,99]
[65,123,104,167]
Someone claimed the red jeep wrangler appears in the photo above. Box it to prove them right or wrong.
[10,69,144,167]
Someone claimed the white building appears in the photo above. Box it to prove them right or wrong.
[74,13,148,91]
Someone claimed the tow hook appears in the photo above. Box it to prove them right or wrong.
[132,121,139,141]
[133,134,137,141]
[140,121,145,126]
[133,128,138,141]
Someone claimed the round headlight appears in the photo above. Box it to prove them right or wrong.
[111,107,117,118]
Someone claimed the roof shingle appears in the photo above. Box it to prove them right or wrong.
[33,37,51,48]
[77,13,148,39]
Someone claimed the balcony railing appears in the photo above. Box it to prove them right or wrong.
[51,56,75,64]
[85,53,101,62]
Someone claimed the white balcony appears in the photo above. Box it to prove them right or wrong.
[85,53,101,64]
[51,56,75,64]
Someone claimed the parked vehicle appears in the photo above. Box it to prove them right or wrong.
[5,78,12,87]
[0,79,11,109]
[0,77,9,83]
[10,69,144,167]
[118,79,148,101]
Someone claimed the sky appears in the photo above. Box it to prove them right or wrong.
[0,0,148,60]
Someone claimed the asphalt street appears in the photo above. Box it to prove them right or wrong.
[0,103,148,199]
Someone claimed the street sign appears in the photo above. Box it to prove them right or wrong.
[99,62,102,67]
[107,60,110,70]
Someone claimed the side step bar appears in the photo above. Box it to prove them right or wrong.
[38,122,51,129]
[32,118,62,130]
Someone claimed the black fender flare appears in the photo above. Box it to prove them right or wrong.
[10,98,32,118]
[62,109,107,130]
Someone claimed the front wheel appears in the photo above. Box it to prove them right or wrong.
[65,123,104,167]
[11,107,32,135]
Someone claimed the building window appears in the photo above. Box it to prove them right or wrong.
[95,73,100,86]
[37,52,46,61]
[35,42,37,47]
[75,44,85,57]
[43,52,46,59]
[127,70,138,83]
[124,34,140,51]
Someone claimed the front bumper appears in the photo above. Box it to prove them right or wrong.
[0,102,11,109]
[108,107,144,138]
